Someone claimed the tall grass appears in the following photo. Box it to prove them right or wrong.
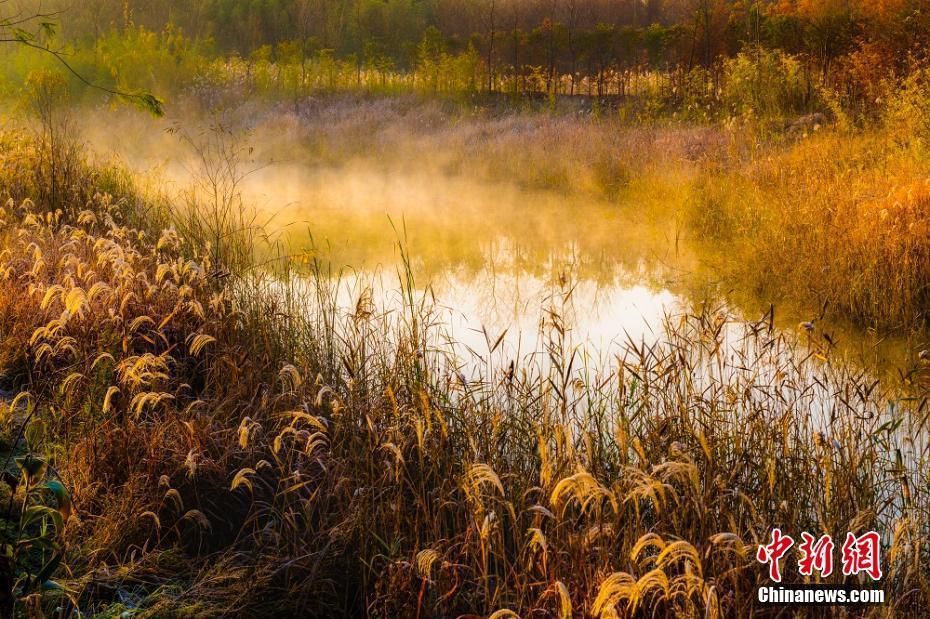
[691,128,930,331]
[0,127,927,617]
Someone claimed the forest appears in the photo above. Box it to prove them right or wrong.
[0,1,928,618]
[1,1,929,117]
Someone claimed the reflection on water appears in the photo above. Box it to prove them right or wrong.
[266,165,917,385]
[84,107,924,383]
[260,164,683,283]
[331,265,680,365]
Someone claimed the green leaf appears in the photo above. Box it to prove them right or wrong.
[132,92,165,117]
[21,505,63,534]
[11,28,34,43]
[29,552,63,592]
[41,480,71,519]
[25,419,46,450]
[39,22,58,39]
[15,454,47,484]
[17,536,58,552]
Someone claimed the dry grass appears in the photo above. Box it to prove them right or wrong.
[690,128,930,331]
[0,126,927,617]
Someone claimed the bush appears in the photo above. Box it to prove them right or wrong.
[884,67,930,147]
[721,47,813,120]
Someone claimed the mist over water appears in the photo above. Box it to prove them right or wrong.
[78,102,696,355]
[75,100,913,376]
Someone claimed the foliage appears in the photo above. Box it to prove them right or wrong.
[884,67,930,147]
[691,128,930,329]
[0,114,926,615]
[2,0,929,122]
[721,46,813,119]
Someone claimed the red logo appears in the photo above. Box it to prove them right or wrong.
[757,529,882,582]
[841,531,882,581]
[756,528,795,582]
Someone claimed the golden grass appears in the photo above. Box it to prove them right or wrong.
[691,128,930,331]
[0,127,926,616]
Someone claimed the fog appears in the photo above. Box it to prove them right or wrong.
[64,96,908,370]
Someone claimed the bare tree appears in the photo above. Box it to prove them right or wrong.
[509,0,522,93]
[485,0,497,92]
[566,0,580,95]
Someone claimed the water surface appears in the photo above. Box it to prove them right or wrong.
[83,106,923,381]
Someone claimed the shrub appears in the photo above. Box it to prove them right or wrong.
[721,47,813,120]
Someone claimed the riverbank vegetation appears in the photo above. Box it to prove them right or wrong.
[1,1,930,616]
[1,1,929,121]
[0,127,927,616]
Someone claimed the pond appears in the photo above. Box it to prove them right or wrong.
[248,162,919,384]
[78,102,930,492]
[84,105,920,383]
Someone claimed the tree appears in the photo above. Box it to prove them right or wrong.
[483,0,497,92]
[0,6,163,115]
[507,0,523,92]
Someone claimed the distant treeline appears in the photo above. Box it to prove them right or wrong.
[4,1,930,119]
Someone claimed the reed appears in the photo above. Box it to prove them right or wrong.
[0,128,926,616]
[691,127,930,331]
